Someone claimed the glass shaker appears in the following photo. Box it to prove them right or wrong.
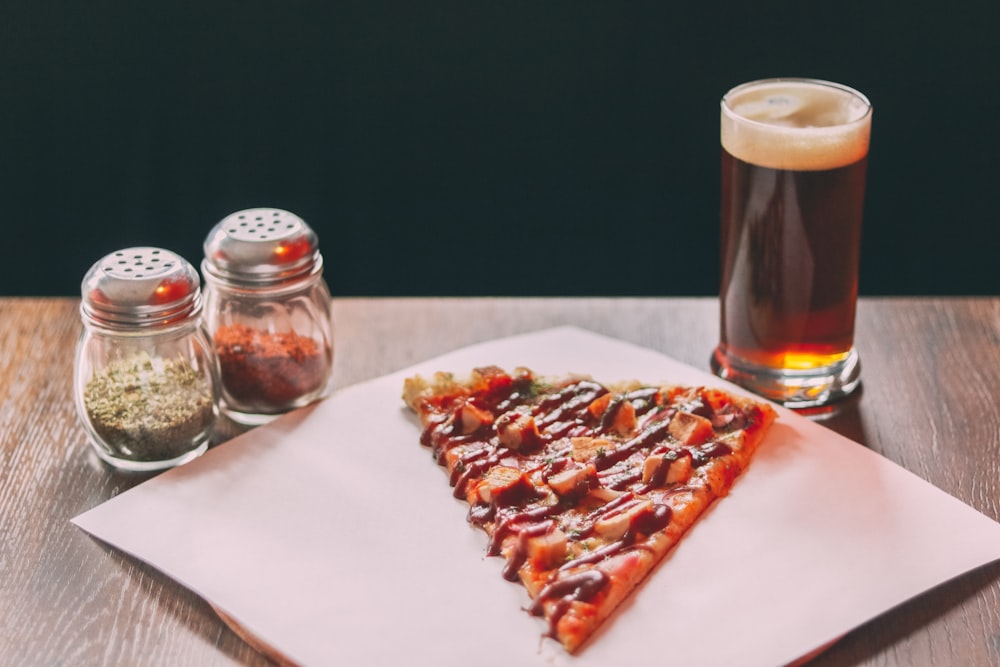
[201,208,334,425]
[74,247,220,471]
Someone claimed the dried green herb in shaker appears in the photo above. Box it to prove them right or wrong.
[75,247,219,471]
[83,352,215,461]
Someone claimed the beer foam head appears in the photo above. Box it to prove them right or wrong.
[721,79,872,171]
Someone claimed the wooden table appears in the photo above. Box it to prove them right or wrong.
[2,296,998,666]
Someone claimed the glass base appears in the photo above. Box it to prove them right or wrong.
[92,439,209,472]
[711,346,861,409]
[221,406,285,427]
[221,390,329,427]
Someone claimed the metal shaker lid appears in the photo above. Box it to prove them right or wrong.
[201,208,322,286]
[80,247,203,327]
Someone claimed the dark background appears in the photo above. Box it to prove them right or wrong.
[2,1,998,297]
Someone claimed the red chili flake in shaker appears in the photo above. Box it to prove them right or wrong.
[214,323,327,407]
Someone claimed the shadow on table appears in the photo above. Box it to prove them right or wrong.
[84,536,278,666]
[793,384,869,447]
[804,558,1000,666]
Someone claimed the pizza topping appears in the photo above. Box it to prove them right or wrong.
[477,465,539,507]
[635,503,673,535]
[586,490,638,521]
[699,387,734,414]
[471,365,517,402]
[544,461,598,499]
[535,380,608,437]
[567,491,673,544]
[537,379,607,413]
[585,485,624,504]
[503,522,568,580]
[455,400,495,435]
[687,388,753,431]
[530,569,610,636]
[418,412,446,449]
[603,398,637,434]
[448,444,491,484]
[593,419,672,470]
[561,503,673,577]
[570,436,613,463]
[502,520,559,580]
[526,526,569,569]
[496,408,544,452]
[586,393,612,419]
[452,451,502,499]
[668,411,716,446]
[622,386,661,414]
[640,448,693,488]
[587,394,638,435]
[560,534,631,571]
[488,502,564,556]
[690,441,734,468]
[593,498,655,540]
[599,467,644,491]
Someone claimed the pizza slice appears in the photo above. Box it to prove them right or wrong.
[402,365,777,653]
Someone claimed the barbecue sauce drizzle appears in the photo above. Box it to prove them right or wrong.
[418,369,740,635]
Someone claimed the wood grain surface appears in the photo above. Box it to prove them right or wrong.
[1,296,998,666]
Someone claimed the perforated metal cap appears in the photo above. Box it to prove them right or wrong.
[201,208,322,286]
[80,247,203,327]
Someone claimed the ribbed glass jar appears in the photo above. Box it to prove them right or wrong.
[74,247,220,471]
[201,208,334,426]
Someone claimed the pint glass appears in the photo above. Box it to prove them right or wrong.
[711,78,872,408]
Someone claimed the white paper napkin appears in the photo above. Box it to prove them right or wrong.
[73,327,1000,667]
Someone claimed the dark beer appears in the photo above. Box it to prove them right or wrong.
[714,79,871,402]
[719,152,867,369]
